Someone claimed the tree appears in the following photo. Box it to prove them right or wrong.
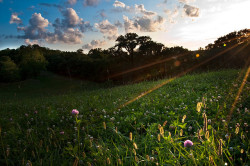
[0,56,20,82]
[20,49,47,78]
[115,33,139,65]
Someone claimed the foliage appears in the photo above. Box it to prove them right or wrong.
[0,56,20,82]
[0,69,249,165]
[19,49,47,78]
[0,29,249,83]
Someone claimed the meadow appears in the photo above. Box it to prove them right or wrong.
[0,69,249,165]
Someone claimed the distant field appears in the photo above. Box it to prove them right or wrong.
[0,69,249,165]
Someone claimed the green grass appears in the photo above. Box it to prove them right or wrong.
[0,69,249,165]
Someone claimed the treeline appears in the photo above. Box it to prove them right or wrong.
[0,29,249,83]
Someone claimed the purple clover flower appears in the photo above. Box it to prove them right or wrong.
[184,140,193,148]
[60,131,64,135]
[71,109,79,115]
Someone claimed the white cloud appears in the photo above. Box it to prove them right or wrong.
[17,13,49,40]
[113,0,126,8]
[95,20,119,40]
[62,8,80,28]
[183,4,199,17]
[123,15,166,33]
[25,39,39,45]
[135,4,156,17]
[113,1,156,17]
[46,28,83,44]
[10,13,22,24]
[164,7,179,23]
[82,39,107,50]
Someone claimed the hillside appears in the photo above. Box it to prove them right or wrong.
[0,69,249,165]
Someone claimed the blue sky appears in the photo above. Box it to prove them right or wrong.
[0,0,249,52]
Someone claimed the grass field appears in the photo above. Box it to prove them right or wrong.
[0,69,249,165]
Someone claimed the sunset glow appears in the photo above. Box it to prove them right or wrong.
[0,0,249,51]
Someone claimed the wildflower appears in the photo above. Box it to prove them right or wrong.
[34,111,38,114]
[208,119,211,124]
[60,131,64,135]
[184,140,193,148]
[71,109,79,115]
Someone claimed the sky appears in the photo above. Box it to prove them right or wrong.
[0,0,249,52]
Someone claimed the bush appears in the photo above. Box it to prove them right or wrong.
[0,56,20,82]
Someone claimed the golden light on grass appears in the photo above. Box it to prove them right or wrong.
[227,67,250,123]
[108,52,189,79]
[117,37,249,109]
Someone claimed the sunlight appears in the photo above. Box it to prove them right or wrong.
[227,66,250,123]
[118,38,248,109]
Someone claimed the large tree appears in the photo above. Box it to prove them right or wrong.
[115,33,139,65]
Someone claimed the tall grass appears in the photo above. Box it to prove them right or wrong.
[0,69,249,165]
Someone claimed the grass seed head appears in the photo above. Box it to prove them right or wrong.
[103,122,106,130]
[180,129,183,136]
[163,121,168,127]
[218,139,223,156]
[129,132,132,141]
[107,157,111,165]
[182,115,186,123]
[133,142,138,149]
[158,134,161,141]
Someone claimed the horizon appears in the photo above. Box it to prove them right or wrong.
[0,0,249,52]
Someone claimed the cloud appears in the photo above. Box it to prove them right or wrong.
[113,0,133,12]
[16,10,90,44]
[123,15,138,33]
[183,4,199,17]
[10,13,22,24]
[113,0,126,8]
[0,0,2,3]
[113,1,156,16]
[62,8,80,28]
[114,20,123,28]
[164,7,179,23]
[95,20,119,40]
[25,39,39,45]
[46,28,83,44]
[82,39,107,50]
[17,13,49,40]
[84,0,99,7]
[67,0,77,5]
[123,15,166,33]
[135,4,156,17]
